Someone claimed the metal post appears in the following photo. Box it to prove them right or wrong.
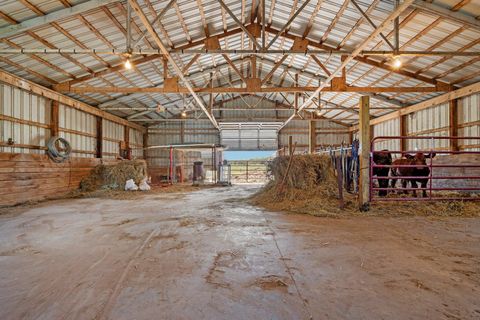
[169,146,173,184]
[246,161,249,183]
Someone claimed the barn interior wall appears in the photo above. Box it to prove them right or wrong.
[371,92,480,153]
[146,121,219,182]
[0,82,145,206]
[279,119,351,153]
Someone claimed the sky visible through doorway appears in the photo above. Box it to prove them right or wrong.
[224,150,275,160]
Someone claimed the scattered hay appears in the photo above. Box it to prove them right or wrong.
[253,275,289,291]
[252,154,480,217]
[80,160,147,191]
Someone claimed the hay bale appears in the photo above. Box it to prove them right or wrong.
[252,155,347,216]
[80,160,147,191]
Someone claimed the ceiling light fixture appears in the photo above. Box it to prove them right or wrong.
[181,110,187,118]
[124,58,132,70]
[392,56,402,69]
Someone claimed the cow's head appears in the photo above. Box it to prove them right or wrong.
[373,149,392,165]
[405,152,435,169]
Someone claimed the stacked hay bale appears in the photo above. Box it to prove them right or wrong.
[80,160,147,191]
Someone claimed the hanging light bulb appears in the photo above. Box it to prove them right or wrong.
[392,56,402,69]
[124,58,132,70]
[180,109,187,118]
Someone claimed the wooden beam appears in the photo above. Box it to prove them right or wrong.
[182,53,200,74]
[128,0,218,129]
[51,100,59,137]
[96,117,103,158]
[400,114,407,153]
[358,96,370,210]
[449,99,459,151]
[279,0,416,130]
[54,27,244,88]
[264,25,447,87]
[311,54,331,77]
[411,0,480,29]
[222,54,247,83]
[0,0,122,39]
[309,119,316,154]
[261,55,288,85]
[0,68,145,132]
[124,125,130,158]
[57,85,445,94]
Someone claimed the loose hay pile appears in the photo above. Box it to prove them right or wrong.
[252,154,480,217]
[80,160,147,192]
[251,154,349,217]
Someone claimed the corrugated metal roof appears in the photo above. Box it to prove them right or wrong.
[0,0,479,126]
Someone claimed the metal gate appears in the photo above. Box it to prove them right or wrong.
[370,136,480,201]
[229,160,269,183]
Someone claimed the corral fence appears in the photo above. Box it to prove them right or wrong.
[229,160,269,183]
[370,136,480,202]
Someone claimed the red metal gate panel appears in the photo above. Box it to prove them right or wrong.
[370,136,480,202]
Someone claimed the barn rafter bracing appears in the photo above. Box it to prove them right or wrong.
[0,0,479,128]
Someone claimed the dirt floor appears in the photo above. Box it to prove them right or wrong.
[0,185,479,320]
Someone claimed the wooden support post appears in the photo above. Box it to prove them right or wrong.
[288,135,293,156]
[449,99,459,151]
[51,100,59,137]
[358,96,370,211]
[163,57,168,80]
[251,45,257,78]
[294,74,299,114]
[400,114,408,153]
[180,121,185,144]
[309,120,316,154]
[96,116,103,158]
[208,72,214,114]
[143,132,148,160]
[124,125,130,159]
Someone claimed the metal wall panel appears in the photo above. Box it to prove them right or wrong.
[373,118,400,153]
[459,93,480,151]
[102,119,124,159]
[0,83,51,154]
[129,128,144,159]
[279,119,350,152]
[59,104,96,158]
[406,103,449,151]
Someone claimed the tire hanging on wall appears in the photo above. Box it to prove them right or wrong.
[47,136,72,163]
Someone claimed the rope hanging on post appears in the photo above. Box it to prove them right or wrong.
[47,136,72,163]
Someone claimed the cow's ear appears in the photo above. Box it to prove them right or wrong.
[405,154,414,159]
[426,152,436,158]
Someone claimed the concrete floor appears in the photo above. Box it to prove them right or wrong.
[0,185,479,320]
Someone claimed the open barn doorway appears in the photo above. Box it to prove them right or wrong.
[224,150,275,184]
[219,122,280,184]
